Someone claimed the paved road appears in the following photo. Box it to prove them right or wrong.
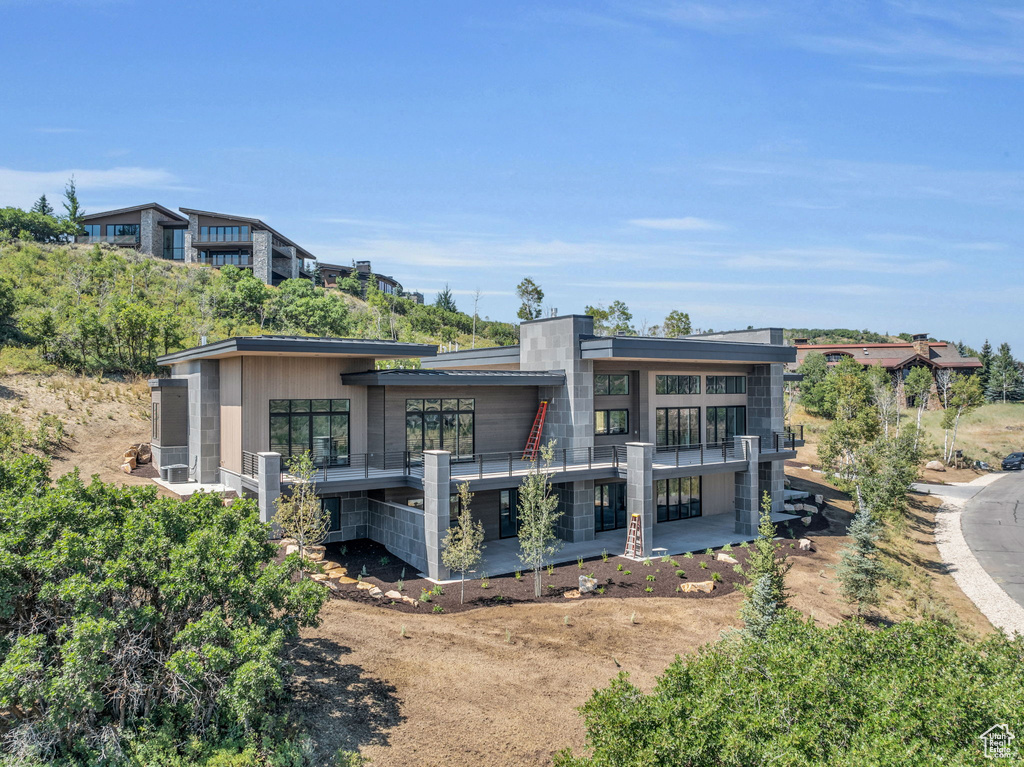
[961,472,1024,610]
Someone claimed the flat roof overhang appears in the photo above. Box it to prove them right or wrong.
[579,336,796,364]
[341,369,565,386]
[157,336,436,365]
[421,345,522,369]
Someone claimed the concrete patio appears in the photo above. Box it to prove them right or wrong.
[455,510,800,579]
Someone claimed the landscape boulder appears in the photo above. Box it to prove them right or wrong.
[384,590,402,600]
[802,516,812,526]
[136,443,152,464]
[401,595,418,606]
[716,553,738,564]
[798,538,813,551]
[322,562,347,575]
[784,503,796,512]
[814,494,824,505]
[563,589,581,599]
[579,575,598,594]
[309,573,329,582]
[120,462,133,475]
[356,581,376,590]
[368,586,384,598]
[925,460,946,472]
[284,544,299,556]
[336,576,358,585]
[680,581,715,593]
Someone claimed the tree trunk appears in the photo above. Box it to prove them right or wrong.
[534,567,542,598]
[461,571,465,605]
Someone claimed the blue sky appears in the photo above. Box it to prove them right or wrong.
[2,1,1022,351]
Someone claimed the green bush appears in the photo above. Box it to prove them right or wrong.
[555,620,1024,766]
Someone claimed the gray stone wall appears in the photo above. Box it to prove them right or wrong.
[520,315,595,452]
[733,436,759,536]
[152,444,187,472]
[626,443,654,557]
[257,452,281,524]
[182,360,221,483]
[365,499,429,576]
[552,480,595,542]
[322,490,371,541]
[747,363,784,444]
[759,460,785,513]
[253,231,273,284]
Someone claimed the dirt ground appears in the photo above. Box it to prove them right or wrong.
[0,372,155,487]
[292,471,994,767]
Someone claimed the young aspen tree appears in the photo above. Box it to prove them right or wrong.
[517,442,563,598]
[274,452,329,572]
[441,481,485,604]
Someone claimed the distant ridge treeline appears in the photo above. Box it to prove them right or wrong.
[0,241,517,375]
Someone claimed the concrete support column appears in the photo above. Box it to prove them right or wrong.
[184,215,198,264]
[253,231,273,284]
[625,442,654,558]
[553,480,595,543]
[759,460,785,513]
[281,245,300,279]
[185,360,220,483]
[257,452,281,525]
[734,435,761,536]
[422,450,452,580]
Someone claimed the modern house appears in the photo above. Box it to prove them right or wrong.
[149,317,800,579]
[78,203,188,256]
[791,333,981,406]
[317,260,420,300]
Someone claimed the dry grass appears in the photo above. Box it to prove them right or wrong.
[0,372,153,486]
[918,402,1024,466]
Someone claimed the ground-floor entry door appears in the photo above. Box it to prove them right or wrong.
[594,482,627,532]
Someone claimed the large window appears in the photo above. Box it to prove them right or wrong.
[706,405,746,444]
[162,228,185,260]
[655,407,700,447]
[405,398,475,457]
[322,497,341,531]
[594,482,627,532]
[199,250,250,266]
[655,375,699,395]
[595,409,629,436]
[706,375,746,394]
[595,374,629,396]
[656,477,701,522]
[83,224,100,238]
[270,398,350,467]
[500,488,520,538]
[106,223,139,237]
[200,225,250,242]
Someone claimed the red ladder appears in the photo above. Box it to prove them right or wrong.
[522,400,549,460]
[624,513,643,559]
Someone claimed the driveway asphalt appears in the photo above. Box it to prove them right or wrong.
[960,471,1024,610]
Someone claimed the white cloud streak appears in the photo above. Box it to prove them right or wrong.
[0,166,180,208]
[628,216,726,231]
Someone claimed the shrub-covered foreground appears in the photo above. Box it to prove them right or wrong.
[0,456,329,765]
[556,619,1024,767]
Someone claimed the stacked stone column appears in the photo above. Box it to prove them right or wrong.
[625,442,654,558]
[422,450,452,580]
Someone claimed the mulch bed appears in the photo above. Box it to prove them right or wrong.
[306,512,824,615]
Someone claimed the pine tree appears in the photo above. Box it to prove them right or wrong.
[31,194,54,217]
[836,497,886,614]
[515,277,544,321]
[986,343,1020,403]
[739,491,791,640]
[62,175,85,236]
[435,283,457,313]
[978,339,992,393]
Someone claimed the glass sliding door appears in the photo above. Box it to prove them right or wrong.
[499,488,520,538]
[594,482,627,532]
[706,405,746,444]
[655,407,700,447]
[656,477,702,522]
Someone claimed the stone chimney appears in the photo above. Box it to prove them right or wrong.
[912,333,930,358]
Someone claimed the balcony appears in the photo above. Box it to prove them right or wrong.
[75,234,140,246]
[197,253,252,267]
[194,231,253,244]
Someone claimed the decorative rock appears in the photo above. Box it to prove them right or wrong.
[368,586,384,598]
[925,460,946,472]
[322,563,347,575]
[336,576,358,584]
[814,494,824,505]
[798,538,813,551]
[356,581,376,590]
[716,553,738,564]
[784,503,796,512]
[136,444,152,464]
[284,544,299,556]
[563,589,581,599]
[325,581,340,592]
[124,447,138,460]
[385,590,402,600]
[120,462,133,475]
[306,544,327,556]
[279,537,298,547]
[679,580,715,593]
[401,595,418,605]
[802,516,812,526]
[579,575,598,594]
[302,551,325,562]
[309,573,329,582]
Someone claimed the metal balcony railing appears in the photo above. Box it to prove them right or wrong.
[194,231,253,243]
[653,441,745,467]
[197,254,253,266]
[772,425,804,451]
[75,234,140,246]
[242,451,259,478]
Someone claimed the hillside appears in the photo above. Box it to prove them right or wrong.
[0,240,516,375]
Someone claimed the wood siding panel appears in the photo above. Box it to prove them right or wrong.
[220,357,243,473]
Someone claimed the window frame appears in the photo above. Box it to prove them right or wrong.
[594,408,629,436]
[706,405,747,444]
[405,398,475,457]
[594,373,629,396]
[269,398,351,467]
[705,375,747,395]
[655,374,700,395]
[655,406,700,447]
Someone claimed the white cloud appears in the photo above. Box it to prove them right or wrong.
[628,216,725,231]
[0,166,179,208]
